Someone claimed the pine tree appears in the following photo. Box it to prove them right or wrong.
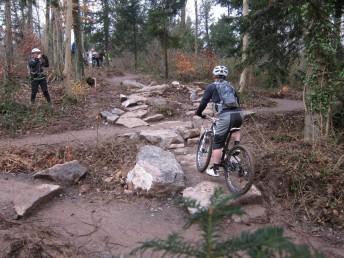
[132,189,323,258]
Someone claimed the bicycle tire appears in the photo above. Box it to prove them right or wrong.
[224,145,255,195]
[196,131,213,173]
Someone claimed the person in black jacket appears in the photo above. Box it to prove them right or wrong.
[195,65,242,177]
[28,48,51,104]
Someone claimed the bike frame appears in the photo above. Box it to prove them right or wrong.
[205,116,238,164]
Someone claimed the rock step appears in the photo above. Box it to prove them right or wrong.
[182,182,263,214]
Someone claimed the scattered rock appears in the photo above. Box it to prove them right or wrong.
[171,81,180,86]
[116,117,149,128]
[139,129,184,148]
[111,108,125,116]
[121,79,146,89]
[126,145,185,195]
[146,97,168,107]
[182,182,221,214]
[168,143,185,149]
[104,176,114,183]
[242,110,256,117]
[34,160,88,185]
[14,184,61,217]
[186,111,195,116]
[230,185,263,206]
[173,148,187,155]
[178,128,200,140]
[121,109,148,119]
[79,184,91,194]
[99,111,120,123]
[127,104,149,111]
[120,94,128,102]
[187,137,199,145]
[137,84,169,94]
[143,114,165,123]
[122,95,147,108]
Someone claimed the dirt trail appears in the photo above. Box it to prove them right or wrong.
[2,75,341,257]
[0,97,304,149]
[0,120,188,148]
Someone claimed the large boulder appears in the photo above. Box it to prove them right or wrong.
[126,145,185,195]
[34,160,88,185]
[139,129,184,148]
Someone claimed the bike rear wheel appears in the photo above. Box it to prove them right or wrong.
[196,131,213,172]
[224,145,255,195]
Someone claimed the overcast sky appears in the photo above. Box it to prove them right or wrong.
[186,1,227,21]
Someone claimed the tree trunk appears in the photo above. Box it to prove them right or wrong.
[103,0,110,66]
[4,0,13,81]
[239,0,249,93]
[28,0,33,31]
[44,0,51,57]
[63,0,74,96]
[73,0,84,80]
[194,0,198,55]
[181,0,186,30]
[163,22,169,79]
[134,23,138,71]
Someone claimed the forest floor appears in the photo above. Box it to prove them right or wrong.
[0,69,343,258]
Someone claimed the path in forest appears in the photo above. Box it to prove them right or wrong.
[3,75,341,257]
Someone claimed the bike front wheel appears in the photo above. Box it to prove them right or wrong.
[196,131,213,173]
[224,145,255,195]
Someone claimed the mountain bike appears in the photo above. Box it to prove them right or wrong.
[196,114,255,195]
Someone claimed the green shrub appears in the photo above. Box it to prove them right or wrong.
[132,189,322,258]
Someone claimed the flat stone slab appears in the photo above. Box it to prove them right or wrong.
[121,79,146,89]
[127,104,149,111]
[116,117,149,128]
[231,185,263,206]
[99,111,120,123]
[143,114,164,123]
[126,145,185,195]
[14,184,61,217]
[122,95,147,108]
[111,108,125,116]
[187,137,199,145]
[136,84,168,93]
[183,182,221,214]
[0,178,61,218]
[178,128,200,140]
[139,129,184,148]
[34,160,88,185]
[120,109,148,119]
[182,182,263,214]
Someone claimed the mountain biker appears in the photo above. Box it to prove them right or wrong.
[195,65,242,177]
[28,48,51,105]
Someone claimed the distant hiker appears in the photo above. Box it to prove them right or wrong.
[28,48,51,104]
[195,65,242,177]
[91,49,100,68]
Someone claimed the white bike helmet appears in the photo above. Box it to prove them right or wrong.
[212,65,228,77]
[31,48,41,53]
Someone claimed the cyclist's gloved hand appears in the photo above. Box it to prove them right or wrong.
[196,112,206,119]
